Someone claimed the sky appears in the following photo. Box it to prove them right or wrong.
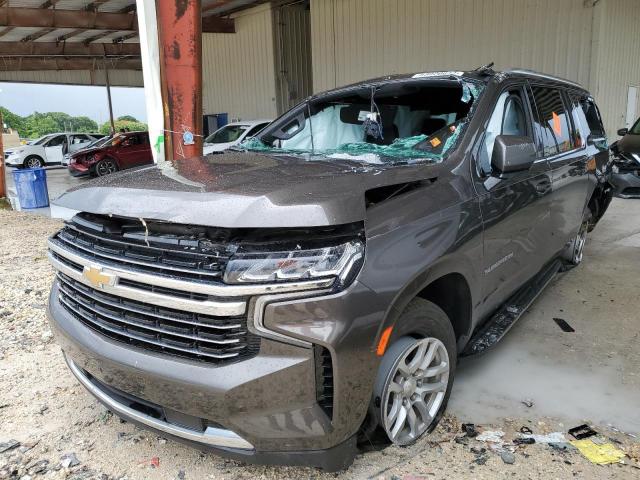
[0,82,147,125]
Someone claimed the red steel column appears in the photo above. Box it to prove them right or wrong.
[156,0,203,161]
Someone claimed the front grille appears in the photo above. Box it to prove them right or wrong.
[56,273,260,364]
[54,214,233,282]
[315,346,334,420]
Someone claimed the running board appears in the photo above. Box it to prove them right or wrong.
[461,259,563,357]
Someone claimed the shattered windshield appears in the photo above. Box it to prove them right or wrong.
[238,78,483,163]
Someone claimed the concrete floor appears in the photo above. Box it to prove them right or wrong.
[3,164,639,435]
[450,197,640,435]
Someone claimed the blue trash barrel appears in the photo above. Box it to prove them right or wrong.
[12,168,49,209]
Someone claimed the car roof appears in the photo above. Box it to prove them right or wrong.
[312,67,589,98]
[224,119,272,127]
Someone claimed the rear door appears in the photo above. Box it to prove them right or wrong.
[473,82,554,315]
[528,85,595,254]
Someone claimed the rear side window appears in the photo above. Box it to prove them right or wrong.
[569,92,606,139]
[529,86,573,156]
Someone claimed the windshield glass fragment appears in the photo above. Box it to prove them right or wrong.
[237,79,483,163]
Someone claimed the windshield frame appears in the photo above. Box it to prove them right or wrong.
[244,76,484,163]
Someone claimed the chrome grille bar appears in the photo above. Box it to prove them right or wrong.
[48,250,247,317]
[57,277,242,346]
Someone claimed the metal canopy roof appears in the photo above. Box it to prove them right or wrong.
[0,0,268,76]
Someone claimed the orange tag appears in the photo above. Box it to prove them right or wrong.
[429,137,441,147]
[587,158,596,172]
[552,112,562,136]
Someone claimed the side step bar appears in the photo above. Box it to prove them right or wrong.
[461,259,563,357]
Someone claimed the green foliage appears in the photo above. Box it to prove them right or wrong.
[0,107,25,134]
[99,119,148,135]
[117,115,139,122]
[0,106,142,139]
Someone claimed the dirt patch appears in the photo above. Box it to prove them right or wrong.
[1,209,639,479]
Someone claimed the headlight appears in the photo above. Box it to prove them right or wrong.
[223,240,364,285]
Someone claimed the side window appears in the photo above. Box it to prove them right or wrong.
[71,134,89,144]
[570,93,606,139]
[529,86,573,156]
[477,88,529,176]
[46,135,66,147]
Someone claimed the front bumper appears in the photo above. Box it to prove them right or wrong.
[47,275,385,470]
[610,170,640,198]
[68,163,90,177]
[5,154,23,166]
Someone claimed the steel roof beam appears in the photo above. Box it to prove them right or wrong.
[0,41,140,56]
[0,57,141,71]
[0,7,233,33]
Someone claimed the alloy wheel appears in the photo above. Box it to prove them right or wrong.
[572,220,588,264]
[25,157,42,168]
[96,159,117,176]
[381,337,450,445]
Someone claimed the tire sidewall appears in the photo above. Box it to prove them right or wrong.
[23,156,43,169]
[373,299,457,440]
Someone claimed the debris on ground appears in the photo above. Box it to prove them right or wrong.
[61,452,81,468]
[514,437,536,445]
[553,317,576,332]
[500,450,516,464]
[571,438,626,464]
[568,424,598,440]
[461,423,478,438]
[0,440,20,453]
[477,430,505,443]
[520,432,567,444]
[521,398,534,408]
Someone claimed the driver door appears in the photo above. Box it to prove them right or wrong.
[44,134,66,164]
[474,84,554,316]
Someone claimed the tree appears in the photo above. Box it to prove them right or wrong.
[117,115,139,122]
[0,107,25,135]
[100,119,148,134]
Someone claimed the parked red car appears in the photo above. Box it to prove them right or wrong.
[68,131,153,177]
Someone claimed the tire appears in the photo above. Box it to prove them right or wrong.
[561,210,592,268]
[23,156,44,169]
[371,299,457,446]
[94,158,119,177]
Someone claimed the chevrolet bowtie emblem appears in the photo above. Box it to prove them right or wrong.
[82,266,116,289]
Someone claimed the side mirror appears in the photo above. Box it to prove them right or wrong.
[491,135,536,174]
[617,128,628,137]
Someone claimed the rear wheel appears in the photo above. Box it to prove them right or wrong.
[94,158,118,177]
[371,299,456,446]
[562,210,592,267]
[23,156,44,169]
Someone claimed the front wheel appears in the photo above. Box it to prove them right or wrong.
[23,156,44,169]
[94,158,118,177]
[371,300,456,446]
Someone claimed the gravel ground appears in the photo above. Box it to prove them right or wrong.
[1,208,639,480]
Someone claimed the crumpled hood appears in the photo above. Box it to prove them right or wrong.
[53,151,441,228]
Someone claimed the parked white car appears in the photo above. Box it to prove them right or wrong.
[4,132,105,168]
[203,120,271,155]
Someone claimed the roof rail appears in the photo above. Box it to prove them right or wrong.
[504,69,584,89]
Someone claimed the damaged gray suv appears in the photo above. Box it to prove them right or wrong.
[47,68,613,471]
